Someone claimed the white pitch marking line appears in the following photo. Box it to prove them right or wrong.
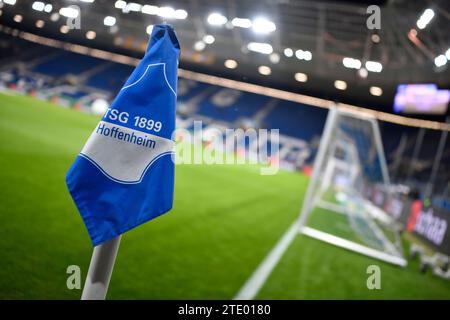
[301,226,407,267]
[234,219,300,300]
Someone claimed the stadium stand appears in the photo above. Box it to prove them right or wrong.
[195,88,270,123]
[263,100,327,140]
[86,63,133,92]
[1,34,449,201]
[32,51,102,76]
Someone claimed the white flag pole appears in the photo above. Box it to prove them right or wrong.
[81,235,122,300]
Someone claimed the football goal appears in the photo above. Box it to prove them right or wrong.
[298,107,407,267]
[235,107,407,300]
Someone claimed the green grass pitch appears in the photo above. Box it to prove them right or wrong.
[0,93,449,299]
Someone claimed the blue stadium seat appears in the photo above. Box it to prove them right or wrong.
[86,63,133,92]
[177,79,209,102]
[263,100,327,140]
[60,90,89,100]
[196,88,269,122]
[32,51,102,76]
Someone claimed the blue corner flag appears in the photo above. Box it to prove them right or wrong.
[66,25,180,246]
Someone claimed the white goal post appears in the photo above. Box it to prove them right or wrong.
[298,107,407,267]
[235,107,407,300]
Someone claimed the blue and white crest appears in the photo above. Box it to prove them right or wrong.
[66,25,180,246]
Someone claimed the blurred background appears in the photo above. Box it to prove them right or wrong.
[0,0,449,299]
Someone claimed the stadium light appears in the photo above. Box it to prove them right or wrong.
[370,86,383,96]
[434,54,447,67]
[252,17,276,34]
[141,5,187,19]
[124,2,141,13]
[224,59,238,69]
[358,67,368,78]
[365,61,383,72]
[294,72,308,82]
[284,48,293,57]
[13,14,22,23]
[295,49,312,61]
[32,1,52,13]
[203,35,215,44]
[270,53,280,64]
[115,0,126,9]
[32,1,45,11]
[86,31,96,40]
[303,51,312,61]
[50,12,59,21]
[35,19,45,28]
[207,13,227,26]
[258,65,271,75]
[343,57,362,69]
[416,8,434,30]
[194,40,206,51]
[3,0,16,5]
[247,42,273,55]
[334,80,347,90]
[231,17,252,28]
[79,0,95,2]
[146,25,153,34]
[142,4,158,15]
[174,9,188,19]
[59,7,80,19]
[157,6,175,19]
[371,34,380,43]
[295,50,303,59]
[417,20,426,30]
[104,16,116,27]
[60,25,69,34]
[446,48,450,60]
[409,28,418,37]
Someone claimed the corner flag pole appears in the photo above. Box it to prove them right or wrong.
[81,236,121,300]
[66,25,179,299]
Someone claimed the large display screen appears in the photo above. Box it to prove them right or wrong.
[394,84,449,115]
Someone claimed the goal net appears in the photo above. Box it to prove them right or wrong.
[298,107,407,266]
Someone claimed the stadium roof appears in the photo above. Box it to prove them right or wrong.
[0,0,449,119]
